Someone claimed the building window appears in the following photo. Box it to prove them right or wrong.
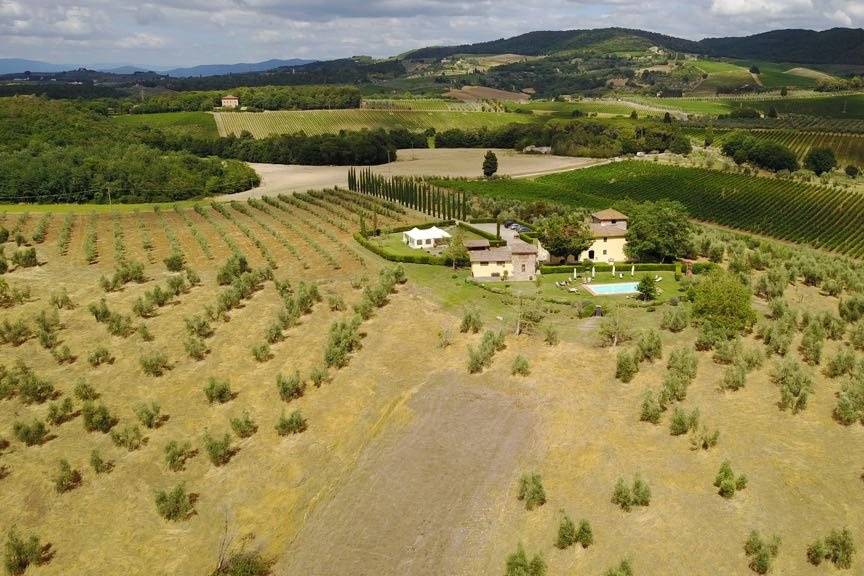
[497,261,505,266]
[603,250,607,255]
[521,264,526,272]
[603,237,608,242]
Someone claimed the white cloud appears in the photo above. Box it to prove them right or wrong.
[710,0,812,16]
[116,32,167,48]
[827,8,853,24]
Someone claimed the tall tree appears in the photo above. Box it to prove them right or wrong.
[623,200,693,262]
[805,147,837,175]
[483,150,499,178]
[535,211,593,261]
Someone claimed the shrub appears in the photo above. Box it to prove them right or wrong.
[616,350,640,383]
[744,531,780,574]
[110,424,145,451]
[660,369,691,405]
[327,293,345,312]
[669,407,699,436]
[689,424,720,450]
[807,528,855,569]
[511,355,531,376]
[90,450,112,474]
[467,330,506,374]
[713,338,742,365]
[135,402,162,429]
[637,274,658,301]
[88,346,114,367]
[667,347,698,380]
[140,352,170,376]
[53,459,82,493]
[13,419,48,446]
[604,559,634,576]
[82,402,115,433]
[324,318,362,368]
[203,432,234,466]
[73,379,98,401]
[277,371,305,402]
[204,378,233,404]
[834,372,864,426]
[11,248,37,268]
[230,411,257,438]
[714,461,747,498]
[309,365,329,388]
[825,348,856,379]
[851,322,864,351]
[217,254,251,285]
[185,336,209,360]
[692,270,756,336]
[598,313,631,347]
[556,514,577,549]
[15,365,54,405]
[51,345,75,365]
[799,323,824,365]
[163,251,185,272]
[576,519,594,548]
[640,389,664,424]
[505,544,546,576]
[721,363,747,392]
[46,398,74,426]
[155,484,194,521]
[138,323,154,342]
[613,476,650,511]
[3,528,44,575]
[543,325,559,346]
[460,308,483,334]
[661,306,689,332]
[0,318,31,346]
[636,329,663,363]
[772,359,814,414]
[276,410,307,436]
[517,473,546,510]
[164,440,194,472]
[212,551,271,576]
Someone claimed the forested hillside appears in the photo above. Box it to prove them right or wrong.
[0,97,258,203]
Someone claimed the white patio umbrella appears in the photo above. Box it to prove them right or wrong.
[631,264,635,276]
[612,263,616,276]
[591,266,596,278]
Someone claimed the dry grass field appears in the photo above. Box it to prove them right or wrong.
[1,195,863,576]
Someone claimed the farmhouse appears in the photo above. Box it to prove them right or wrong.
[221,95,239,109]
[470,240,538,281]
[542,208,629,264]
[402,226,451,249]
[586,209,628,262]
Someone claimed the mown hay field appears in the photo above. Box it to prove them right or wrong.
[214,109,535,138]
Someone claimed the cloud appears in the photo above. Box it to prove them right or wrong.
[116,32,167,48]
[0,0,859,67]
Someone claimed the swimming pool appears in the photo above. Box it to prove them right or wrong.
[584,282,639,296]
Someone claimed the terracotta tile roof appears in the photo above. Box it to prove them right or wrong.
[510,240,538,254]
[469,247,512,263]
[464,239,491,250]
[591,208,628,221]
[589,223,628,238]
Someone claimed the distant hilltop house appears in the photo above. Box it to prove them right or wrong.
[470,240,538,282]
[403,226,451,249]
[221,95,239,109]
[543,209,629,265]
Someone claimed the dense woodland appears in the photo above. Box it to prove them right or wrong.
[0,97,258,203]
[125,85,362,114]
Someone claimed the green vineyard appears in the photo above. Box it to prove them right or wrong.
[440,161,864,258]
[213,109,534,138]
[716,129,864,166]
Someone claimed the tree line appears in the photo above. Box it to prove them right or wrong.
[0,97,258,204]
[348,167,469,221]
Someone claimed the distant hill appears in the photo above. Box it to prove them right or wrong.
[0,58,76,75]
[166,59,316,77]
[404,27,864,66]
[699,28,864,65]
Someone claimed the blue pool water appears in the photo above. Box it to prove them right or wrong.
[587,282,639,295]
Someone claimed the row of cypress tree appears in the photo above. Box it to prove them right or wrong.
[348,167,468,221]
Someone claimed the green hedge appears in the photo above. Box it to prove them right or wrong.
[459,222,507,247]
[540,263,679,274]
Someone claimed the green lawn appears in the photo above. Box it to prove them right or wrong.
[505,272,684,305]
[114,112,219,138]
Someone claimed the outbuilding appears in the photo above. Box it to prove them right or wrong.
[221,95,239,109]
[402,226,451,249]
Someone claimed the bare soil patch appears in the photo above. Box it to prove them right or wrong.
[277,372,536,576]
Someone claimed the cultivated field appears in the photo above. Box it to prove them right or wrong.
[438,160,864,258]
[213,109,534,138]
[114,112,219,138]
[717,129,864,167]
[1,194,863,576]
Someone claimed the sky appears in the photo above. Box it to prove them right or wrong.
[0,0,862,67]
